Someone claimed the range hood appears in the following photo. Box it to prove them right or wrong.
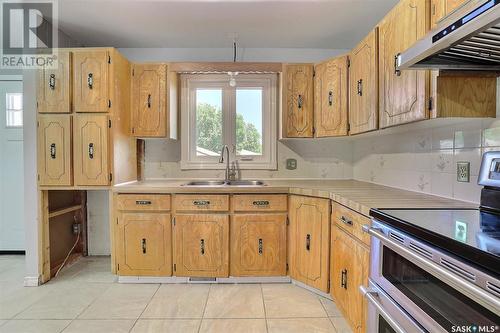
[398,0,500,70]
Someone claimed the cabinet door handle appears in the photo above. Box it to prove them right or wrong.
[142,238,147,254]
[253,200,270,207]
[297,94,303,109]
[49,74,56,90]
[135,200,152,205]
[50,143,56,159]
[88,143,94,159]
[341,269,348,289]
[147,94,151,108]
[328,91,333,106]
[306,234,311,251]
[394,54,401,77]
[87,73,94,89]
[258,238,263,255]
[339,216,353,226]
[193,200,210,206]
[200,239,205,255]
[357,79,363,96]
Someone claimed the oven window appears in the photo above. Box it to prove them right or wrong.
[382,247,500,331]
[378,316,397,333]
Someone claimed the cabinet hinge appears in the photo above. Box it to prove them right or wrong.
[347,58,351,68]
[286,263,289,272]
[117,263,119,271]
[286,216,289,226]
[172,217,176,226]
[108,55,111,64]
[37,174,40,181]
[109,173,113,182]
[347,123,350,133]
[131,127,135,134]
[327,279,331,290]
[36,101,38,109]
[108,119,112,128]
[313,69,316,77]
[312,127,316,136]
[173,263,176,271]
[428,97,433,111]
[37,121,39,127]
[132,68,134,76]
[108,100,112,108]
[116,217,118,225]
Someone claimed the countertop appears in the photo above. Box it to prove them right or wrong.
[114,179,477,216]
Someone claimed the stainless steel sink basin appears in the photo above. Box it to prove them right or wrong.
[225,180,266,186]
[183,180,226,186]
[182,180,265,186]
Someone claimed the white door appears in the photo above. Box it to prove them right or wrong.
[0,78,24,251]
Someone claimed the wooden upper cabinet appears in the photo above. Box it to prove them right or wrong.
[289,195,330,292]
[73,115,110,186]
[282,64,314,138]
[314,56,349,137]
[37,51,72,113]
[37,115,72,186]
[431,0,467,27]
[116,212,172,276]
[73,50,110,112]
[230,214,287,277]
[131,63,170,137]
[349,29,379,135]
[378,0,430,129]
[173,214,229,277]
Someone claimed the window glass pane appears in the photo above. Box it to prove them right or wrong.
[6,93,23,128]
[236,88,262,156]
[195,89,222,156]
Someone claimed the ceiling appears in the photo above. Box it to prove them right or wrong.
[57,0,398,49]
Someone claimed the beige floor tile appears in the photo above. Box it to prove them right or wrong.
[267,318,336,333]
[79,284,159,319]
[330,317,353,333]
[204,284,265,319]
[142,284,209,319]
[62,319,135,333]
[319,297,343,317]
[16,283,110,319]
[130,319,200,333]
[0,320,5,327]
[0,283,55,319]
[0,319,71,333]
[262,284,327,318]
[199,319,267,333]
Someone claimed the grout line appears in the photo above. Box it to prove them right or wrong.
[317,295,330,318]
[260,284,269,333]
[129,283,161,333]
[198,283,212,333]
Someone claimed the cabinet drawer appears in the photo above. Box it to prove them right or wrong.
[173,194,229,212]
[117,194,171,211]
[332,202,370,246]
[232,194,287,212]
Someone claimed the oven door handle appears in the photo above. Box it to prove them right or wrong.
[364,225,500,313]
[360,286,408,333]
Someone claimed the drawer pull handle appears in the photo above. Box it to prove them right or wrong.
[328,91,333,106]
[297,94,303,109]
[339,216,353,226]
[394,54,401,77]
[147,94,151,108]
[193,200,210,206]
[341,269,348,289]
[258,238,263,255]
[49,74,56,90]
[306,234,311,251]
[136,200,152,205]
[200,239,205,255]
[88,143,94,159]
[142,238,147,254]
[357,79,363,96]
[253,200,270,206]
[87,73,94,89]
[50,143,56,159]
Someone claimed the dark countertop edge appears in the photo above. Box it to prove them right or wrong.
[369,208,500,278]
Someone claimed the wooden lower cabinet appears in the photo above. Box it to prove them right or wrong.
[173,214,229,277]
[230,214,287,276]
[331,225,369,333]
[289,195,330,292]
[116,212,172,276]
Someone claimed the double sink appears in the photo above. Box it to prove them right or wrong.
[183,180,266,187]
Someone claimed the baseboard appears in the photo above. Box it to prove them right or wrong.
[291,279,333,299]
[24,276,40,287]
[0,250,25,255]
[118,276,189,283]
[118,275,291,284]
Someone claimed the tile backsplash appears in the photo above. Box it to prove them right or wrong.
[353,119,500,204]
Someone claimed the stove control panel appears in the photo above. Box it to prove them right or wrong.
[479,152,500,186]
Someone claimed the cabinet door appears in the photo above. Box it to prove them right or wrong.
[37,52,72,113]
[314,56,348,137]
[331,226,369,333]
[349,29,379,135]
[73,115,109,186]
[37,115,72,186]
[379,0,429,128]
[174,214,229,277]
[117,212,172,276]
[431,0,467,27]
[231,214,286,276]
[283,64,314,138]
[73,50,109,112]
[131,64,167,137]
[289,196,330,292]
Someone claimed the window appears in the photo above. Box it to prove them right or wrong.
[181,74,277,170]
[6,93,23,128]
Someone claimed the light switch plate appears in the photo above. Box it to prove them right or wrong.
[286,159,297,170]
[457,162,470,183]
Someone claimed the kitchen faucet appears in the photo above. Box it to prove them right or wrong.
[219,145,236,182]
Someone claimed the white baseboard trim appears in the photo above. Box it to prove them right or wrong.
[118,276,189,283]
[291,279,332,299]
[23,276,40,287]
[118,275,291,284]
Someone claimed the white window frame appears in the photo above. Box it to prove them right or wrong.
[5,92,23,128]
[181,73,277,170]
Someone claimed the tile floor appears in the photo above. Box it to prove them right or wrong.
[0,256,352,333]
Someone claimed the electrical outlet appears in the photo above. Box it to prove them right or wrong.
[457,162,470,183]
[286,158,297,170]
[72,223,81,235]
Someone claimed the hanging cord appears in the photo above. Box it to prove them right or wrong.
[233,41,237,62]
[54,229,81,277]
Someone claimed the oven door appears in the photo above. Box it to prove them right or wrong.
[368,221,500,333]
[362,279,427,333]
